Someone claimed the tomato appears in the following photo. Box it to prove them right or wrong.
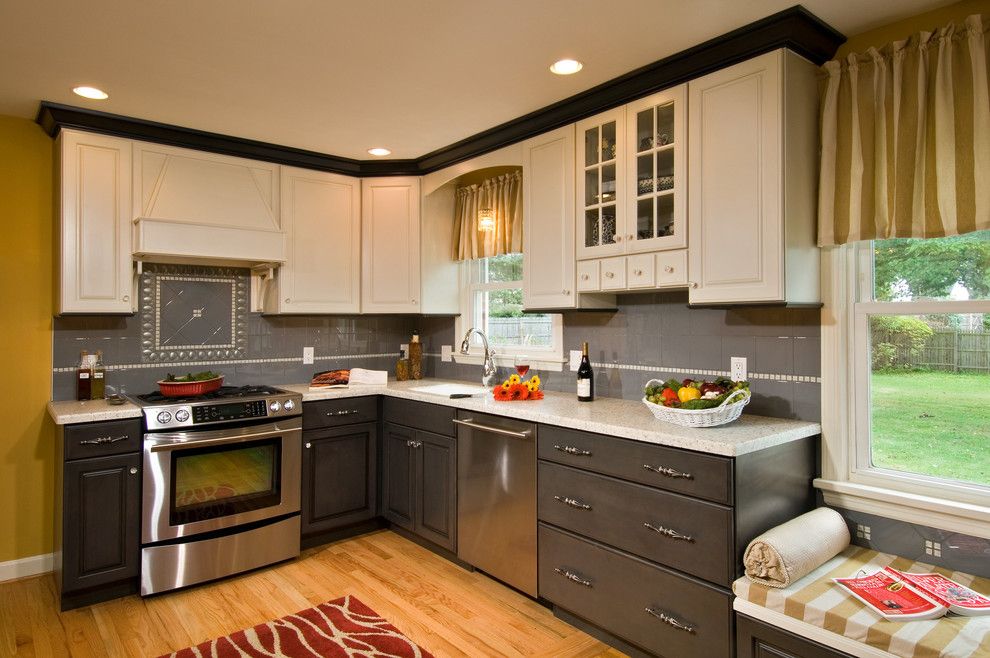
[661,388,679,405]
[677,386,701,403]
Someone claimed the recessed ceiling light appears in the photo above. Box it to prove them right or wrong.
[72,86,109,100]
[550,59,583,75]
[367,147,391,157]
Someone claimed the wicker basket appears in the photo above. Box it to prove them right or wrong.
[157,376,224,398]
[641,379,750,428]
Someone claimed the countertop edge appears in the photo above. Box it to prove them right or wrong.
[47,399,143,425]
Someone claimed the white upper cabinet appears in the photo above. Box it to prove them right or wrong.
[131,142,285,264]
[522,126,581,310]
[57,130,133,314]
[361,177,421,313]
[576,109,625,259]
[268,167,361,314]
[624,85,686,253]
[688,49,819,305]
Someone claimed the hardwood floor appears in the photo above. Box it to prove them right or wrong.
[0,530,626,657]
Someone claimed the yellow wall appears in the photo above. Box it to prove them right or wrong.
[0,115,54,563]
[836,0,990,58]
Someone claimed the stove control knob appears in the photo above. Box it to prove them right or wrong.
[283,399,295,411]
[156,411,172,425]
[269,401,281,413]
[175,408,190,423]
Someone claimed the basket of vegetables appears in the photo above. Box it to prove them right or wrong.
[642,377,750,428]
[158,371,224,397]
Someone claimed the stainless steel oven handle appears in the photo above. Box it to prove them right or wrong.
[147,425,299,452]
[452,418,532,440]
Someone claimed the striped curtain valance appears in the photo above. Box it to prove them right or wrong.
[818,14,990,246]
[452,171,523,261]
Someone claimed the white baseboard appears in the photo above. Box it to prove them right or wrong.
[0,553,53,582]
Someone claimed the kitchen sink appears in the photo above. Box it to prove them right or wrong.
[407,384,489,398]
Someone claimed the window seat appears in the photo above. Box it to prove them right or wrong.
[732,546,990,658]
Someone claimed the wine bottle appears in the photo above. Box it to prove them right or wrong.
[577,342,594,402]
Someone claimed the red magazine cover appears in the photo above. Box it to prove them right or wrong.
[833,571,947,620]
[884,567,990,617]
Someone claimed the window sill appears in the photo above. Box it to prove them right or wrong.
[814,478,990,540]
[452,353,566,372]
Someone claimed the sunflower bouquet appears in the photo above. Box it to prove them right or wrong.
[493,373,544,401]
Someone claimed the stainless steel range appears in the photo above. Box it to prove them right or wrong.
[130,385,303,595]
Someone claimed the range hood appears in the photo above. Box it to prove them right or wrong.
[131,141,286,266]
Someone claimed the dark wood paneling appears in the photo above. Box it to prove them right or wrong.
[383,397,455,437]
[301,396,379,431]
[36,7,843,177]
[381,423,416,530]
[736,613,853,658]
[301,422,378,536]
[538,425,733,504]
[60,453,140,597]
[64,418,141,460]
[538,461,734,585]
[539,523,733,658]
[415,430,457,552]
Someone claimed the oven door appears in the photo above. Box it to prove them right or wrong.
[142,417,301,543]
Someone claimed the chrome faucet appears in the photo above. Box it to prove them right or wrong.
[460,327,497,387]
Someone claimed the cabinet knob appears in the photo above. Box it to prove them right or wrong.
[305,442,312,449]
[285,298,291,303]
[614,235,623,242]
[664,265,674,273]
[581,274,589,281]
[122,295,129,302]
[128,467,138,475]
[627,234,634,241]
[633,269,643,276]
[411,299,417,305]
[562,289,570,295]
[689,282,698,289]
[604,271,615,279]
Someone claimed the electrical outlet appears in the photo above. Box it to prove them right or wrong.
[302,346,314,365]
[856,524,871,540]
[731,356,747,381]
[400,343,409,359]
[925,540,942,558]
[569,350,583,371]
[441,345,452,362]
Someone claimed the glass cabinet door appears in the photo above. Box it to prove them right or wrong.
[576,109,624,259]
[625,85,686,252]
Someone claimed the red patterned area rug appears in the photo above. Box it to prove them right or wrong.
[159,595,435,658]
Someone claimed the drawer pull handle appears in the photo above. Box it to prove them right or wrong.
[79,435,129,446]
[633,269,643,276]
[642,464,693,479]
[554,495,592,510]
[406,440,422,448]
[645,607,695,633]
[327,409,358,416]
[604,271,615,279]
[553,444,592,456]
[644,522,694,542]
[305,442,312,449]
[664,265,674,273]
[554,568,592,587]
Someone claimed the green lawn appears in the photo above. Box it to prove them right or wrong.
[871,371,990,485]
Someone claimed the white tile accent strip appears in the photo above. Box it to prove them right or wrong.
[0,553,53,582]
[52,353,398,374]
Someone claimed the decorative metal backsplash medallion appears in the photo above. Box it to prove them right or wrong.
[140,264,248,362]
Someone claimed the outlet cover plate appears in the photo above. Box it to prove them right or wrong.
[731,356,747,381]
[441,345,452,362]
[303,346,314,365]
[400,343,409,359]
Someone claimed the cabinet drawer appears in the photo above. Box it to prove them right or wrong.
[537,425,732,504]
[656,249,688,287]
[64,419,142,461]
[576,260,600,292]
[626,253,656,288]
[600,257,626,290]
[302,396,378,430]
[539,523,732,658]
[383,397,455,437]
[538,462,733,585]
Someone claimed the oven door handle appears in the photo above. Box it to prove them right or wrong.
[145,420,301,452]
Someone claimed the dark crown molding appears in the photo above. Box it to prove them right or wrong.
[36,5,843,178]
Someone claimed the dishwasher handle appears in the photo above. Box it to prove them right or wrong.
[453,418,533,440]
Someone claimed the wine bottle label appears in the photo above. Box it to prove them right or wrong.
[94,372,104,379]
[79,373,90,379]
[577,379,591,397]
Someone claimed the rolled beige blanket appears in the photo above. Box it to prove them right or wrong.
[744,507,851,588]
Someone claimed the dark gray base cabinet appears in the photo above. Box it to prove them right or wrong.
[55,419,142,610]
[301,421,378,537]
[382,421,457,552]
[736,614,853,658]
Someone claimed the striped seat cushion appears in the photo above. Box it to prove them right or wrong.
[733,547,990,658]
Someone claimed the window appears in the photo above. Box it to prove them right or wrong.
[818,231,990,532]
[457,253,562,366]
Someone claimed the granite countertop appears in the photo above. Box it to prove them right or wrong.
[46,378,821,456]
[279,379,821,457]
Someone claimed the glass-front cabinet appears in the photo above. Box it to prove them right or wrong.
[576,109,625,259]
[575,85,686,260]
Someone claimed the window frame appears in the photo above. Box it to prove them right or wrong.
[816,243,990,538]
[453,256,564,370]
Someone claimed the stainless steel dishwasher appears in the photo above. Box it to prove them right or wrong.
[454,410,537,596]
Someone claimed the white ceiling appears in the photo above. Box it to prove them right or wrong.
[0,0,954,160]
